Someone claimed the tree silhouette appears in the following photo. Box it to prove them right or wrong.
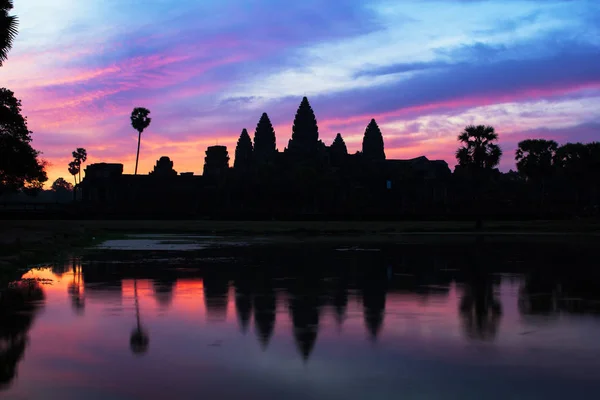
[0,0,17,66]
[515,139,558,207]
[51,177,73,192]
[0,88,47,194]
[362,119,385,161]
[253,113,276,163]
[515,139,558,181]
[234,128,253,170]
[456,125,502,171]
[554,142,600,212]
[554,142,588,173]
[71,148,87,184]
[287,97,319,156]
[455,125,502,228]
[67,161,79,185]
[130,107,152,175]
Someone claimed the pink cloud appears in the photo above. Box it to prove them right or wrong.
[320,81,600,131]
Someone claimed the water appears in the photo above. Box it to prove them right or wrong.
[2,237,600,399]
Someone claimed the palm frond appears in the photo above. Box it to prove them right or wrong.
[0,10,18,66]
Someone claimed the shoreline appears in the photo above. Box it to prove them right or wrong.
[1,219,599,281]
[3,219,600,234]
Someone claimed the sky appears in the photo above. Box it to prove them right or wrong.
[3,0,600,185]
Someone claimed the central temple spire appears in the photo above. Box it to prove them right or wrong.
[286,97,319,156]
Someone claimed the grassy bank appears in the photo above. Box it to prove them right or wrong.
[0,223,119,284]
[3,219,600,236]
[1,218,599,282]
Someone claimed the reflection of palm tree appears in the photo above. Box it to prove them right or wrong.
[130,280,149,355]
[0,280,45,390]
[68,259,85,315]
[458,236,502,341]
[459,276,502,341]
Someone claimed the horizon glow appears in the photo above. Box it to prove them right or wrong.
[3,0,600,185]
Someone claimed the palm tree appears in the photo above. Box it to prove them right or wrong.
[455,125,502,229]
[130,107,152,175]
[456,125,502,171]
[515,139,558,207]
[0,0,17,66]
[71,148,87,183]
[68,161,80,185]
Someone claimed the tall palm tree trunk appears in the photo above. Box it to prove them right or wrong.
[474,169,483,231]
[134,130,142,175]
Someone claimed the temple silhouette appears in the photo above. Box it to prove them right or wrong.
[78,97,450,218]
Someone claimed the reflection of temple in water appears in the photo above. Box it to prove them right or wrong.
[288,286,323,361]
[361,268,388,341]
[31,247,600,364]
[203,272,229,321]
[234,277,253,334]
[253,278,277,350]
